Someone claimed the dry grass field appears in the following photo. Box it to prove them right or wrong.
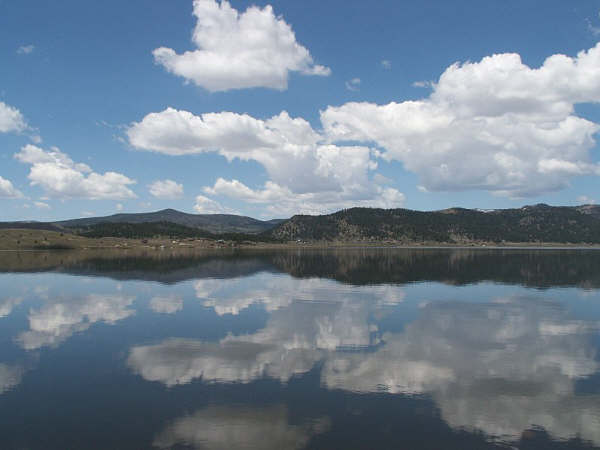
[0,229,231,251]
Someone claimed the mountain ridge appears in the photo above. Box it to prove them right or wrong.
[54,208,284,234]
[2,204,600,243]
[266,204,600,243]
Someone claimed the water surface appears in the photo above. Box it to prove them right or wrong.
[1,248,599,449]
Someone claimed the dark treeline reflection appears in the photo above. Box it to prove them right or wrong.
[2,248,600,288]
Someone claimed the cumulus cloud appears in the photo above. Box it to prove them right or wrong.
[131,43,600,207]
[204,178,404,216]
[0,176,23,199]
[194,194,235,214]
[322,43,600,197]
[153,0,330,92]
[128,109,404,216]
[17,293,136,350]
[148,179,184,199]
[0,101,27,133]
[153,405,330,450]
[14,144,137,200]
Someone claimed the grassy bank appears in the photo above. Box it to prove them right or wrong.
[1,228,600,253]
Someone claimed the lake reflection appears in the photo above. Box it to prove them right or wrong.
[1,249,600,449]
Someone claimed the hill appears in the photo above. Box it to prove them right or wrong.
[75,221,278,242]
[52,209,283,234]
[0,221,65,232]
[2,204,600,244]
[267,204,600,244]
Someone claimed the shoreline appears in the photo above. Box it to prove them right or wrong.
[1,228,600,252]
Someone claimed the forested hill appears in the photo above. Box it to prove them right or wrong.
[55,208,283,234]
[267,204,600,244]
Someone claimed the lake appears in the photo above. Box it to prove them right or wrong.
[1,248,599,449]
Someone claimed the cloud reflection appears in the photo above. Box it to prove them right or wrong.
[153,404,330,450]
[0,363,24,394]
[323,298,600,444]
[128,298,376,386]
[0,297,23,318]
[132,272,600,445]
[195,274,404,316]
[18,294,135,350]
[149,295,183,314]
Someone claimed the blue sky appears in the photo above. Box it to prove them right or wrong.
[1,0,600,220]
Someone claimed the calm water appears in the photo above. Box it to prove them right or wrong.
[1,248,600,449]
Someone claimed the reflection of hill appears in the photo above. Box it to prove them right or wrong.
[0,250,275,283]
[1,248,600,288]
[270,249,600,288]
[64,254,275,283]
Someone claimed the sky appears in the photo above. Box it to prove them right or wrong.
[1,0,600,221]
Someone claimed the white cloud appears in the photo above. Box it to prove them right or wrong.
[204,178,404,217]
[381,60,391,69]
[373,173,393,185]
[129,109,404,216]
[34,201,50,210]
[14,144,137,200]
[322,43,600,197]
[0,101,27,133]
[0,176,23,199]
[194,194,236,214]
[345,77,361,92]
[17,44,34,55]
[153,0,330,92]
[577,195,596,204]
[131,42,600,207]
[148,179,184,199]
